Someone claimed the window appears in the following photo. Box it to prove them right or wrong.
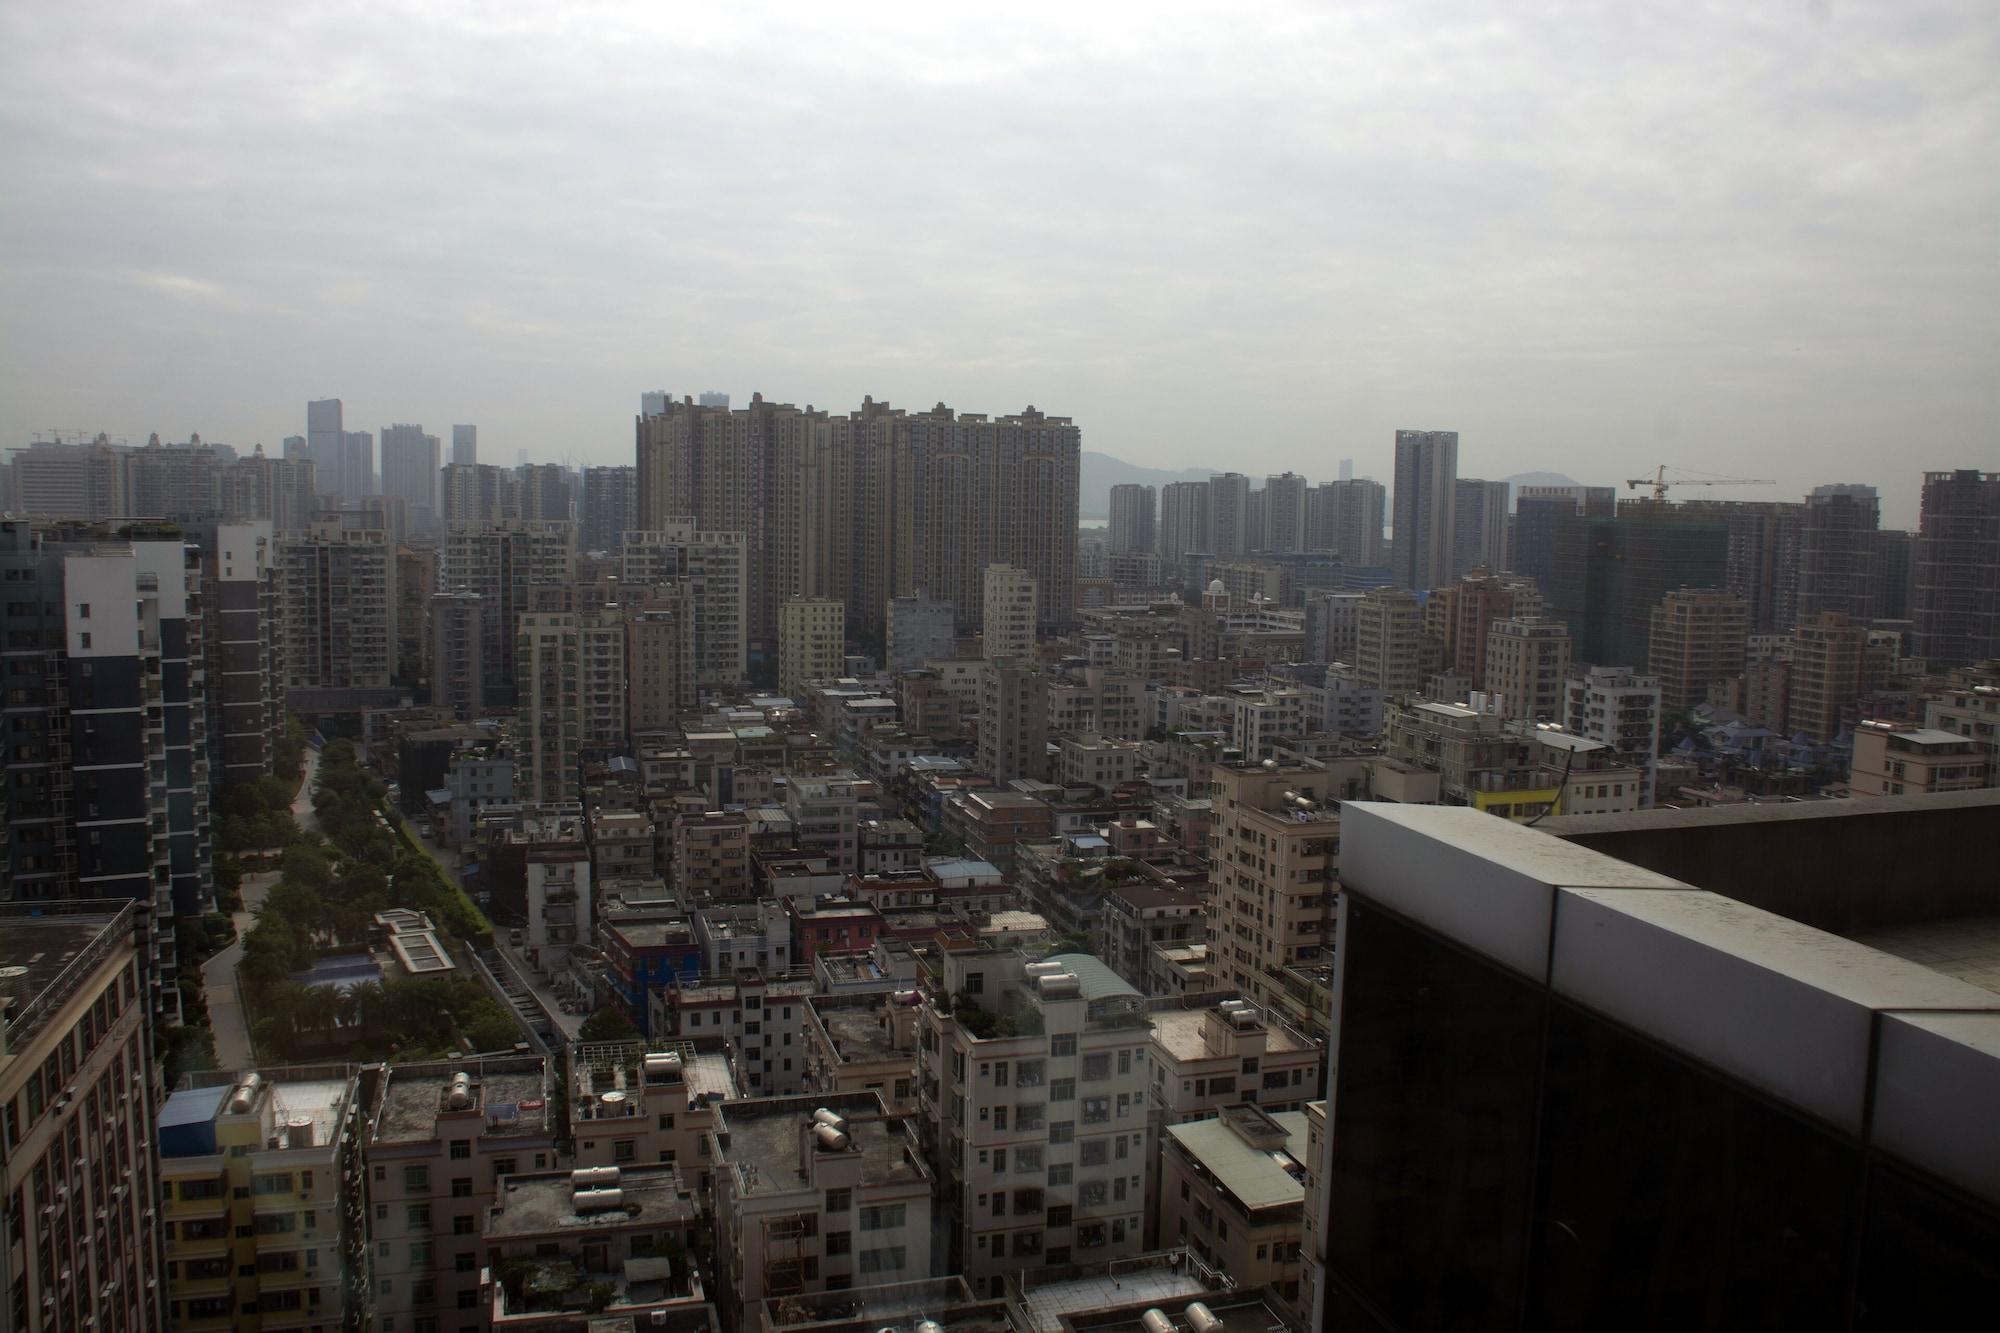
[404,1166,429,1192]
[1082,1053,1110,1081]
[449,1140,471,1160]
[453,1215,475,1236]
[1050,1078,1076,1102]
[825,1230,852,1256]
[493,1157,517,1177]
[859,1203,906,1230]
[994,1148,1008,1173]
[252,1172,294,1195]
[858,1246,908,1275]
[614,1140,637,1164]
[1080,1139,1109,1167]
[993,1061,1009,1086]
[456,1253,476,1273]
[1051,1034,1077,1057]
[658,1113,676,1130]
[450,1178,472,1198]
[1048,1163,1074,1186]
[1050,1121,1074,1144]
[993,1106,1008,1131]
[406,1204,430,1230]
[825,1188,851,1214]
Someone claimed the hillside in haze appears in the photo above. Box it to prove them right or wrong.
[1080,452,1220,517]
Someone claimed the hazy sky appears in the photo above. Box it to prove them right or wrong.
[3,1,1995,526]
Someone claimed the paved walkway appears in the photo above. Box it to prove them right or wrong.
[203,749,320,1070]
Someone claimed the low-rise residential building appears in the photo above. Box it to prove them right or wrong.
[568,1045,721,1190]
[601,914,703,1033]
[1849,721,1991,796]
[1099,881,1206,993]
[1158,1105,1309,1314]
[674,809,753,900]
[158,1065,366,1332]
[513,814,593,978]
[1922,660,2000,784]
[366,1056,560,1328]
[709,1091,933,1326]
[481,1164,706,1329]
[802,994,922,1113]
[651,972,818,1098]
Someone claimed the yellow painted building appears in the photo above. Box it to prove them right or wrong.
[157,1065,367,1331]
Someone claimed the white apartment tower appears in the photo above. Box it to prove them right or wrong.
[779,597,846,699]
[1108,484,1157,555]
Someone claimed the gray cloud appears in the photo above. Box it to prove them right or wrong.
[2,0,1994,523]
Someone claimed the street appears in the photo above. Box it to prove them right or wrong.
[203,747,320,1071]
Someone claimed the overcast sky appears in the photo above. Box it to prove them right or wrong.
[3,1,1994,526]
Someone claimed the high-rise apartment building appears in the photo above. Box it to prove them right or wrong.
[1158,480,1211,568]
[516,610,584,803]
[221,446,318,532]
[1208,472,1252,557]
[620,524,747,688]
[1787,611,1867,743]
[1424,570,1540,688]
[439,461,520,527]
[641,390,669,418]
[581,464,637,553]
[1306,478,1387,567]
[914,948,1156,1299]
[638,396,1079,660]
[517,462,573,524]
[204,521,285,787]
[1648,587,1750,710]
[0,521,210,1019]
[626,589,697,727]
[305,397,343,485]
[1452,478,1510,577]
[429,590,486,720]
[8,437,128,519]
[886,592,957,674]
[1484,616,1573,720]
[281,521,398,693]
[1673,498,1805,635]
[982,564,1038,662]
[1550,507,1729,667]
[1797,484,1881,622]
[778,597,845,699]
[1392,429,1459,592]
[977,659,1049,783]
[1,902,167,1333]
[450,422,477,466]
[441,520,575,702]
[1206,758,1341,1009]
[1511,485,1614,595]
[1303,590,1365,663]
[1264,472,1310,553]
[125,436,226,521]
[1913,469,2000,667]
[339,429,375,503]
[1353,586,1437,696]
[157,1066,367,1330]
[378,423,441,533]
[1108,483,1157,555]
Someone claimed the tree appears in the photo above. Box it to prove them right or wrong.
[578,1006,639,1044]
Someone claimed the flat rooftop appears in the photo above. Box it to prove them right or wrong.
[374,1058,552,1145]
[1852,915,2000,997]
[813,1002,907,1064]
[1148,1007,1311,1063]
[1055,1293,1293,1333]
[487,1164,697,1240]
[716,1094,924,1197]
[1013,1265,1211,1333]
[0,913,119,1034]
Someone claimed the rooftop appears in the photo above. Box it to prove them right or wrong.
[0,904,131,1049]
[373,1056,553,1145]
[487,1163,698,1241]
[1166,1108,1309,1211]
[812,1000,910,1065]
[162,1067,355,1160]
[1010,1254,1216,1333]
[1148,1006,1312,1062]
[715,1093,926,1196]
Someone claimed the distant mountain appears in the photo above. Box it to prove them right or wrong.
[1080,452,1222,518]
[1500,471,1585,491]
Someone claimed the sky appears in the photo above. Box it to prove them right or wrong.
[2,1,1995,528]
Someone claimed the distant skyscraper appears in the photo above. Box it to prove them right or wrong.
[1339,457,1354,482]
[1797,484,1881,623]
[1392,429,1458,592]
[698,390,730,409]
[1912,470,2000,667]
[283,433,308,460]
[306,397,342,481]
[1158,480,1211,568]
[1209,473,1252,557]
[379,423,440,531]
[1264,472,1310,554]
[1307,479,1386,567]
[338,428,375,502]
[581,465,638,553]
[451,423,478,466]
[641,390,669,418]
[440,462,520,527]
[1512,485,1591,595]
[1108,483,1157,554]
[517,462,574,523]
[1452,478,1510,576]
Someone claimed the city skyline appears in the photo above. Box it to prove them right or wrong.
[3,5,1995,528]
